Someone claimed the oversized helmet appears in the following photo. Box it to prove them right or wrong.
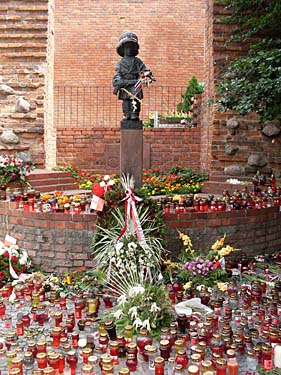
[116,32,139,57]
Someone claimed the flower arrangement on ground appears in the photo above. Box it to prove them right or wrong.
[0,154,35,188]
[163,232,235,289]
[141,165,208,196]
[58,164,208,197]
[91,174,173,337]
[0,242,33,285]
[91,175,166,279]
[103,269,173,338]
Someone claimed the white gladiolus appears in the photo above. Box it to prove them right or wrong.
[150,302,160,313]
[128,285,145,297]
[115,242,124,251]
[113,309,124,319]
[142,319,151,331]
[128,306,138,319]
[117,294,127,306]
[133,318,143,328]
[103,175,110,181]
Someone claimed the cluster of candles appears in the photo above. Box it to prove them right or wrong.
[160,174,281,214]
[1,272,281,375]
[3,188,93,214]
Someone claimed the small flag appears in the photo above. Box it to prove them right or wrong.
[134,79,143,95]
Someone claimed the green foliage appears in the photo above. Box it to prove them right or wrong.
[177,76,204,114]
[217,0,281,123]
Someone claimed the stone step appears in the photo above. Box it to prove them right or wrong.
[27,169,79,192]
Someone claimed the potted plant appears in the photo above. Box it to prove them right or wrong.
[177,76,204,116]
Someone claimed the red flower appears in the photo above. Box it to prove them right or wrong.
[23,265,27,272]
[3,250,9,258]
[12,265,18,273]
[11,255,18,263]
[92,183,105,198]
[0,271,5,278]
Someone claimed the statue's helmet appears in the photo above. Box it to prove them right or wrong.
[116,32,139,57]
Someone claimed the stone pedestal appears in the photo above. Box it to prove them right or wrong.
[120,120,143,189]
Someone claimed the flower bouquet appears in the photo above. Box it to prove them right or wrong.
[164,232,235,289]
[103,270,174,338]
[0,154,34,188]
[0,242,33,285]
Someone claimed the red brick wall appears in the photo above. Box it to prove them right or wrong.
[0,202,95,274]
[53,0,206,87]
[1,201,280,273]
[56,127,202,174]
[165,207,281,259]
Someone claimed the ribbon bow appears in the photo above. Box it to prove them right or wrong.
[117,187,145,243]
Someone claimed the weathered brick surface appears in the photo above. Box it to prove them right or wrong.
[0,200,280,273]
[0,0,48,167]
[56,127,202,174]
[53,0,205,87]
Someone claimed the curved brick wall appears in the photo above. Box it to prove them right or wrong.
[0,202,280,274]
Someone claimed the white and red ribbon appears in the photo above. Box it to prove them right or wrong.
[117,187,145,243]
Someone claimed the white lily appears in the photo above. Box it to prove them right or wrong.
[113,309,124,319]
[128,306,138,319]
[133,318,143,328]
[128,284,145,297]
[142,319,151,331]
[117,294,127,306]
[150,302,161,313]
[115,242,124,251]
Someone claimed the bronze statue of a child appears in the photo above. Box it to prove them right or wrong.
[113,32,154,121]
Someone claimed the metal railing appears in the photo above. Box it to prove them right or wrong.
[54,85,187,128]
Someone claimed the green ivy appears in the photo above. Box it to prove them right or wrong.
[216,0,281,124]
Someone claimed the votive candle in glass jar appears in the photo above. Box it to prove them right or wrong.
[11,356,23,375]
[136,329,152,357]
[119,368,130,375]
[216,358,227,375]
[52,327,62,349]
[125,354,137,372]
[175,350,188,370]
[261,343,273,370]
[23,351,34,372]
[54,311,63,327]
[145,345,158,370]
[71,331,79,349]
[66,350,78,375]
[154,357,165,375]
[109,341,119,365]
[187,365,200,375]
[104,320,117,341]
[48,353,60,370]
[160,339,171,361]
[36,352,47,369]
[124,325,134,344]
[37,341,47,354]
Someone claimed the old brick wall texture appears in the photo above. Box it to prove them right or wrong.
[53,0,206,87]
[0,0,48,168]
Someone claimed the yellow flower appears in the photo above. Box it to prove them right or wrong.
[183,281,193,290]
[165,260,178,270]
[217,282,228,292]
[211,235,226,251]
[218,245,234,257]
